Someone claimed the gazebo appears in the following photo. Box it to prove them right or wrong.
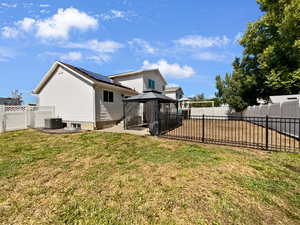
[123,91,179,135]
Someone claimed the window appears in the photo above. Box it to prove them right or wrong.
[148,79,155,89]
[287,97,297,100]
[103,90,114,103]
[71,123,81,129]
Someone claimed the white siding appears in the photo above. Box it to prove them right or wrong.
[112,71,166,93]
[38,66,95,122]
[165,92,176,100]
[113,74,144,93]
[95,87,125,121]
[191,106,240,117]
[142,71,165,92]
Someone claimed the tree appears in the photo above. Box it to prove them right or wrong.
[215,0,300,111]
[190,93,221,107]
[191,93,205,101]
[11,90,23,105]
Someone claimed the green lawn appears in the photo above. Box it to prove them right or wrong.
[0,129,299,225]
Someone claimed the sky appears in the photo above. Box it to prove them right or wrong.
[0,0,262,104]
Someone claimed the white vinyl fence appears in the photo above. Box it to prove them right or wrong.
[0,105,55,133]
[243,100,300,138]
[243,100,300,118]
[191,106,241,117]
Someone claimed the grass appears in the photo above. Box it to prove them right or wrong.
[0,129,299,225]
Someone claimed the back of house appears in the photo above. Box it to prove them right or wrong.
[33,61,168,130]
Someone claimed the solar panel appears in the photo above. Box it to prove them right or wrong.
[77,67,112,83]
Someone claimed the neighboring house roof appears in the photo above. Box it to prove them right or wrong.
[164,86,183,92]
[0,97,12,100]
[108,69,167,85]
[0,97,19,105]
[178,97,190,101]
[33,61,137,94]
[124,91,177,103]
[270,94,300,104]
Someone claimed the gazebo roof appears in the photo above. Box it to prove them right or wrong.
[124,91,177,103]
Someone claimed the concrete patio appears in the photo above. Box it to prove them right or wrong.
[99,125,150,136]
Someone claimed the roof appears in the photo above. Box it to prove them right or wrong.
[0,97,14,100]
[108,69,167,85]
[164,86,182,92]
[34,61,137,94]
[270,94,300,103]
[59,62,134,91]
[178,97,190,101]
[123,91,177,103]
[0,97,18,105]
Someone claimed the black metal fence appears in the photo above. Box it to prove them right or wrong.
[159,114,300,152]
[159,113,183,134]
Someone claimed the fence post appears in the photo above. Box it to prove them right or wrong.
[25,106,28,129]
[202,114,205,143]
[266,115,269,150]
[123,101,126,130]
[298,118,300,151]
[0,105,4,133]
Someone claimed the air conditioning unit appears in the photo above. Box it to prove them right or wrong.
[44,118,63,129]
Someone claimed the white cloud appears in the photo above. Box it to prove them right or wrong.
[0,47,14,61]
[175,35,230,48]
[65,39,123,53]
[40,9,50,14]
[87,55,111,63]
[60,51,82,61]
[22,3,33,8]
[1,3,17,8]
[17,18,36,31]
[101,9,126,20]
[36,8,98,39]
[0,8,98,40]
[40,4,50,8]
[128,38,156,54]
[195,52,229,62]
[43,51,110,64]
[111,10,125,18]
[1,26,18,38]
[142,59,195,79]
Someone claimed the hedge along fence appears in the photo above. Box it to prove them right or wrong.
[0,105,55,133]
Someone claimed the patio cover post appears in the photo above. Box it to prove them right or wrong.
[156,100,161,135]
[123,100,126,130]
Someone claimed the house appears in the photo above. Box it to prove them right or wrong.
[108,69,167,93]
[164,86,184,100]
[269,94,300,104]
[178,97,191,110]
[33,61,167,130]
[0,97,20,105]
[257,94,300,105]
